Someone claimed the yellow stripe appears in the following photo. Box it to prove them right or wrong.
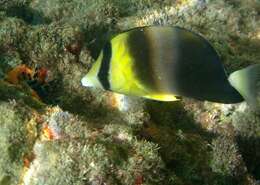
[110,33,150,96]
[144,94,179,101]
[109,31,179,101]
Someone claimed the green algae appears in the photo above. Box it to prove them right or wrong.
[0,102,35,184]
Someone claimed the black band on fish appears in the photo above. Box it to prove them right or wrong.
[98,42,112,90]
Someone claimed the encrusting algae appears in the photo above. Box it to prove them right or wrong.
[0,0,259,185]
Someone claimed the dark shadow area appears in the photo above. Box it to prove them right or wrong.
[4,5,51,25]
[83,24,119,60]
[236,136,260,180]
[144,100,215,139]
[58,93,113,123]
[0,80,45,111]
[136,100,225,185]
[209,173,242,185]
[137,100,258,185]
[36,71,125,128]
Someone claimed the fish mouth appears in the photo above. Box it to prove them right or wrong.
[81,76,93,87]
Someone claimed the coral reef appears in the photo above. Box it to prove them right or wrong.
[0,0,259,184]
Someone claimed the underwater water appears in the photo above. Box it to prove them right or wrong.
[0,0,259,185]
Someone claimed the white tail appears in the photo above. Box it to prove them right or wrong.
[228,64,260,112]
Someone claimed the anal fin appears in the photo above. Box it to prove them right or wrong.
[143,94,180,101]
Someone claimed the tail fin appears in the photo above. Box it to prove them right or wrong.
[228,64,260,112]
